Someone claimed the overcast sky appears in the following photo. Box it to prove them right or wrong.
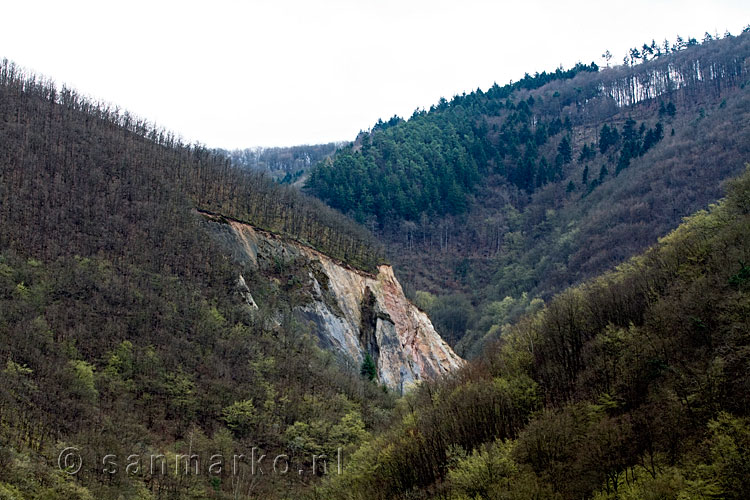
[2,1,748,149]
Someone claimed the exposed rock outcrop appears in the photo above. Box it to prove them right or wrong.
[237,274,259,309]
[204,213,463,390]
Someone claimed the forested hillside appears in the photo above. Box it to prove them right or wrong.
[306,29,750,355]
[318,165,750,500]
[0,60,391,499]
[2,22,749,500]
[0,60,383,273]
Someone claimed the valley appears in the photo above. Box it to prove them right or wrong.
[0,21,749,500]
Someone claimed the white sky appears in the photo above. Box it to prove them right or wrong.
[2,1,748,148]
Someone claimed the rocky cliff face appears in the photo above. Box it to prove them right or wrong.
[204,213,463,390]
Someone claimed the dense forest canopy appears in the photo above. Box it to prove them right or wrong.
[305,62,600,224]
[307,30,750,355]
[306,31,749,225]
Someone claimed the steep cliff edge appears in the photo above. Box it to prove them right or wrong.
[203,212,463,389]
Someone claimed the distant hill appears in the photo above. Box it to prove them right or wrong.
[221,143,342,186]
[305,30,750,355]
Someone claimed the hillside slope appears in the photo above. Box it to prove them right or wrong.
[305,31,750,355]
[0,59,452,499]
[319,165,750,500]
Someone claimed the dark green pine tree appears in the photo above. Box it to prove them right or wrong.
[599,124,620,154]
[361,353,377,381]
[578,144,589,163]
[548,117,563,136]
[582,164,589,184]
[557,136,572,165]
[617,118,642,174]
[534,122,548,146]
[642,122,664,153]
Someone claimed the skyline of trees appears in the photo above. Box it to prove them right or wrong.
[0,58,385,272]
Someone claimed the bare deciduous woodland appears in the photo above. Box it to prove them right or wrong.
[1,26,750,500]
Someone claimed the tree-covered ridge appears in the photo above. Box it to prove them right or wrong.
[305,63,600,224]
[0,58,394,498]
[306,30,750,354]
[0,59,384,273]
[318,165,750,500]
[307,31,749,228]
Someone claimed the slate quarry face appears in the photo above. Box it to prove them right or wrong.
[205,215,463,390]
